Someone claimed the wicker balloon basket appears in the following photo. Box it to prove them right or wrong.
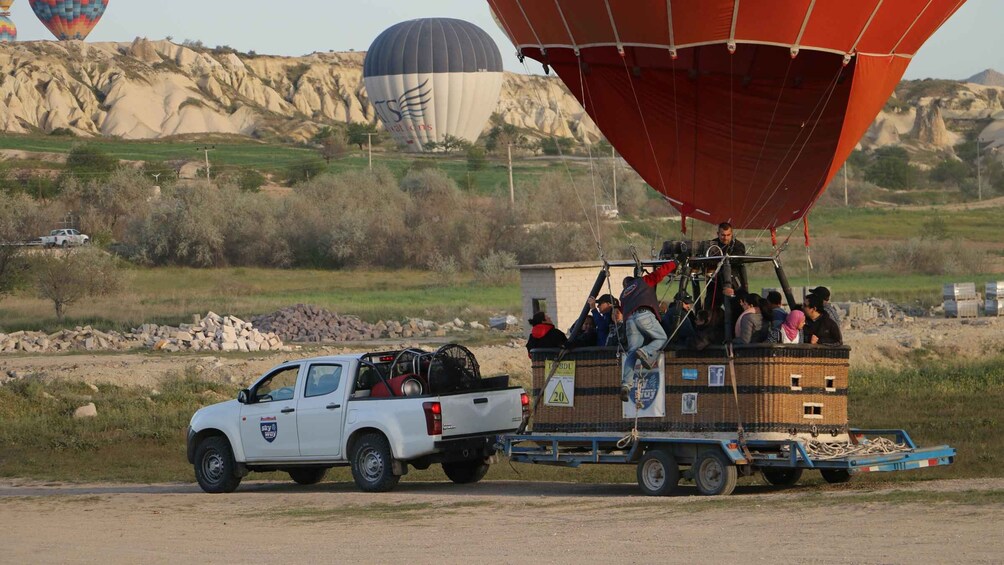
[530,345,849,442]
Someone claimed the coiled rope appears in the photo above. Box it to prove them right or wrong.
[803,437,909,461]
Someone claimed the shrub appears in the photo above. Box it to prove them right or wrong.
[428,252,460,286]
[285,159,326,185]
[476,250,518,285]
[65,144,119,181]
[127,182,228,267]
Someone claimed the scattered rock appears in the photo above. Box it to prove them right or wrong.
[73,403,98,419]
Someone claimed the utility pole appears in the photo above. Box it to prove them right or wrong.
[507,143,514,205]
[612,146,618,211]
[843,164,848,207]
[976,137,982,201]
[366,133,375,171]
[198,145,215,184]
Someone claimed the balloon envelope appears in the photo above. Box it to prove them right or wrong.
[0,15,14,42]
[29,0,107,41]
[364,18,504,152]
[488,0,966,229]
[0,0,14,13]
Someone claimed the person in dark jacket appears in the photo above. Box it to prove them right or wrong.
[618,260,677,400]
[766,290,788,329]
[566,314,598,349]
[587,294,616,346]
[804,294,842,345]
[525,312,567,358]
[711,222,749,296]
[662,291,696,345]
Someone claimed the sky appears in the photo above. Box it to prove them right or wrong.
[3,0,1002,81]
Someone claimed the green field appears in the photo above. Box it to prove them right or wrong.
[0,356,999,485]
[0,134,568,197]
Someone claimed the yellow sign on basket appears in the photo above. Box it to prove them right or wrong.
[544,360,575,407]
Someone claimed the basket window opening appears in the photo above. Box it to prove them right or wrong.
[803,403,823,419]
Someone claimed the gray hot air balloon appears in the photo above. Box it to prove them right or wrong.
[363,18,504,152]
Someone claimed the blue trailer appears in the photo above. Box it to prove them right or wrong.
[501,428,955,496]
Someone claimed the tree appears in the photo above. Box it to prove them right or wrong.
[347,122,379,150]
[540,137,575,156]
[0,194,41,301]
[65,144,119,181]
[864,146,916,189]
[33,247,123,322]
[929,158,970,187]
[62,168,156,242]
[485,123,525,153]
[437,134,470,154]
[466,145,486,171]
[318,135,347,165]
[285,159,326,185]
[236,169,266,192]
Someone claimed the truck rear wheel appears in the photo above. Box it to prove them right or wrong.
[350,433,400,492]
[693,450,738,496]
[442,460,490,484]
[194,436,241,494]
[636,449,680,496]
[820,469,852,484]
[288,468,327,485]
[761,467,803,487]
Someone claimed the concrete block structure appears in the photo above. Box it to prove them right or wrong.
[519,262,635,334]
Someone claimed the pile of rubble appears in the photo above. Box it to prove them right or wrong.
[136,312,286,352]
[0,313,288,354]
[251,304,484,342]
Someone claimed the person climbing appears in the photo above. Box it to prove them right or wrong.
[618,260,677,401]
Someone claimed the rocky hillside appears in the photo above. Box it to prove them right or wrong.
[0,38,599,143]
[1,37,1001,156]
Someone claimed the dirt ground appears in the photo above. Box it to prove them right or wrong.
[1,477,1001,564]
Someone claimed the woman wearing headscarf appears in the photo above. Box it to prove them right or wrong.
[769,310,806,344]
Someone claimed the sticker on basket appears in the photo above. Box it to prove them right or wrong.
[682,393,698,415]
[622,354,665,419]
[543,360,575,407]
[708,365,725,387]
[682,368,698,381]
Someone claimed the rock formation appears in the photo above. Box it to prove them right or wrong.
[0,38,599,143]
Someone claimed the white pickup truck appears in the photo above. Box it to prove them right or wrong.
[40,229,89,248]
[187,344,528,493]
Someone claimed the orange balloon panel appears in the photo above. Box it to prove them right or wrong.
[0,0,14,12]
[488,0,965,228]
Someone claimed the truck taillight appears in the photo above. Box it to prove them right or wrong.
[521,392,530,418]
[423,401,442,436]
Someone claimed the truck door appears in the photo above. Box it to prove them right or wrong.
[296,363,347,458]
[240,364,302,460]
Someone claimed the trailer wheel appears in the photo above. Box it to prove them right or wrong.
[820,469,851,484]
[693,450,738,496]
[636,450,680,496]
[761,467,803,487]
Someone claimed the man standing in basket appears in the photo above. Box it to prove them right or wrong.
[618,260,678,401]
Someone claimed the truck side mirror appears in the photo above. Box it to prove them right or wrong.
[237,389,250,404]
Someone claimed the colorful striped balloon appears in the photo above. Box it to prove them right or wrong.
[28,0,107,41]
[0,15,15,42]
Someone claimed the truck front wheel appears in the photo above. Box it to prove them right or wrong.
[442,460,490,484]
[350,433,400,492]
[288,468,327,485]
[194,436,241,493]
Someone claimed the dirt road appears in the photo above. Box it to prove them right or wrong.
[2,478,1001,564]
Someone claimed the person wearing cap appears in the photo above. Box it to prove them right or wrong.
[804,294,842,346]
[587,293,616,347]
[662,291,696,345]
[618,260,678,401]
[808,286,841,327]
[525,312,567,358]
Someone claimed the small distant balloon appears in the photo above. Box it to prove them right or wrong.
[0,0,15,14]
[0,15,15,42]
[28,0,108,41]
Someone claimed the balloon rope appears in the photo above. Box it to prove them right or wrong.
[740,58,794,223]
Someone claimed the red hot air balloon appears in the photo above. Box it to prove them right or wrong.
[488,0,967,229]
[29,0,108,41]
